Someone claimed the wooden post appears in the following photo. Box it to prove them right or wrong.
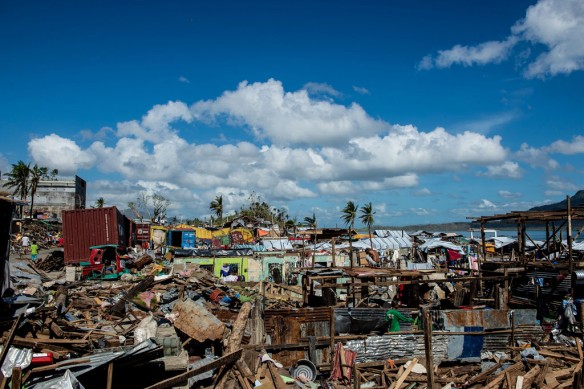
[521,222,526,261]
[106,362,114,389]
[478,220,485,295]
[330,307,335,367]
[504,268,509,309]
[215,302,253,389]
[510,310,515,348]
[422,309,435,389]
[331,238,336,268]
[10,367,22,389]
[517,222,522,263]
[351,277,357,307]
[552,221,557,254]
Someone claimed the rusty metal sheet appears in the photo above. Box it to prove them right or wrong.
[172,299,225,342]
[442,309,510,329]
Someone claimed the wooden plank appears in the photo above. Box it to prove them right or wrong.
[389,358,418,389]
[0,314,23,384]
[267,363,288,389]
[484,361,524,389]
[515,375,524,389]
[106,362,114,389]
[520,365,540,388]
[10,367,22,389]
[538,350,580,363]
[535,361,550,388]
[422,309,435,389]
[144,349,242,389]
[465,362,502,385]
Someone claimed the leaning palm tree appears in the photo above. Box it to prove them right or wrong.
[3,161,30,217]
[304,213,317,268]
[95,197,105,208]
[341,201,359,267]
[360,202,375,250]
[29,164,48,217]
[209,195,224,226]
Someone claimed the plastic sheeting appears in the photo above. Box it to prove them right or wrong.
[0,346,32,377]
[419,238,463,253]
[33,370,85,389]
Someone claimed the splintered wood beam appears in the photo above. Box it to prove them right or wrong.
[0,314,23,383]
[389,358,418,389]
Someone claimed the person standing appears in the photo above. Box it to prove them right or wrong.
[21,234,30,254]
[385,301,414,332]
[30,241,39,262]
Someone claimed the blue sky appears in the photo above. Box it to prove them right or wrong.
[1,0,583,227]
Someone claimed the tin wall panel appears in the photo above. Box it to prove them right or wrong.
[62,207,129,264]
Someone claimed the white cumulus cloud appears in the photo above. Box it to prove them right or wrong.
[481,161,523,179]
[191,79,389,146]
[419,0,584,78]
[25,79,520,220]
[29,134,96,174]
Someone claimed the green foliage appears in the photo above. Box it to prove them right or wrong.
[209,195,224,225]
[3,161,53,217]
[360,202,375,249]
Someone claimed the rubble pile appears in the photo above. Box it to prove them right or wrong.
[0,258,262,388]
[35,251,65,272]
[339,336,584,389]
[11,220,59,251]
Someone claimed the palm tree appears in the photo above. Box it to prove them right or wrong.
[3,161,30,217]
[29,164,48,217]
[341,201,359,267]
[360,202,375,250]
[304,213,317,268]
[95,197,105,208]
[285,217,299,236]
[209,195,224,226]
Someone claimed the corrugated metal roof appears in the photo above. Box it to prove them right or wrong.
[374,230,411,239]
[353,236,412,250]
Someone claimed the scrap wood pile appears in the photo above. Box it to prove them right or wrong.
[12,221,59,251]
[328,337,584,389]
[35,250,64,272]
[0,260,271,388]
[236,281,303,309]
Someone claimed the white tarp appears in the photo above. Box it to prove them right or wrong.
[419,238,463,253]
[491,236,516,249]
[261,239,294,250]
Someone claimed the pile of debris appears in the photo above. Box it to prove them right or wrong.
[338,335,584,389]
[0,258,259,388]
[2,253,584,388]
[35,250,65,272]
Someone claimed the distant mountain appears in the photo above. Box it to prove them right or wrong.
[529,190,584,211]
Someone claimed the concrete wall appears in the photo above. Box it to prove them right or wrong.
[30,176,87,218]
[249,253,303,283]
